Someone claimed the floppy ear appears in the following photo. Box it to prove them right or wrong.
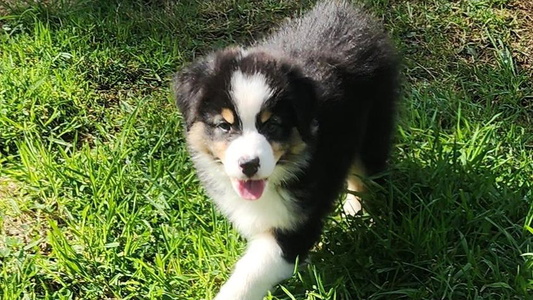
[287,71,318,142]
[172,58,213,130]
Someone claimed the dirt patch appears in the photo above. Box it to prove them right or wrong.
[0,176,18,199]
[510,1,533,75]
[0,177,51,255]
[0,0,21,16]
[0,213,50,253]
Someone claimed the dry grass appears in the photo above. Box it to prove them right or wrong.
[510,0,533,74]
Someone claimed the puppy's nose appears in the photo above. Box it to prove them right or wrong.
[239,157,260,177]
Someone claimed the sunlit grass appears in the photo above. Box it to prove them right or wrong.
[0,0,531,299]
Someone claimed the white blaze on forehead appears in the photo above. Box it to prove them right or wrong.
[230,71,273,131]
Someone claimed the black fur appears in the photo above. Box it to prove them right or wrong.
[257,1,398,262]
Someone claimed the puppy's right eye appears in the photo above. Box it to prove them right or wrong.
[216,121,231,133]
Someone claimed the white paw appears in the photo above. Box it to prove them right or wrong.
[343,193,361,216]
[213,233,294,300]
[213,289,246,300]
[213,281,268,300]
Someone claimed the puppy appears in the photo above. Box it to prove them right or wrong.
[172,1,399,299]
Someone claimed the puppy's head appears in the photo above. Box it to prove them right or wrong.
[173,47,317,200]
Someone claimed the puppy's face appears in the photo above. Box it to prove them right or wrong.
[173,48,317,200]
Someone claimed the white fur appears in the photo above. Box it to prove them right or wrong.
[214,233,295,300]
[230,71,273,131]
[191,149,305,238]
[225,71,277,182]
[224,131,276,180]
[343,193,362,216]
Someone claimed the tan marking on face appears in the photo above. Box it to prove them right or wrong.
[260,110,272,124]
[270,141,288,161]
[269,129,308,162]
[210,141,229,161]
[187,122,209,153]
[288,128,307,155]
[187,122,229,161]
[221,108,235,124]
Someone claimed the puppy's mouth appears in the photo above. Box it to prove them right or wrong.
[231,179,267,200]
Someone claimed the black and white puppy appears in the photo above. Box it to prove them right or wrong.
[172,1,399,299]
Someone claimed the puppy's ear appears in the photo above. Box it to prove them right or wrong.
[172,58,213,130]
[288,70,318,142]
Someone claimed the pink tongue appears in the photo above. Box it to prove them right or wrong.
[235,180,266,200]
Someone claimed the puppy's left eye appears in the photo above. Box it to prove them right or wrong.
[262,117,283,134]
[217,121,231,133]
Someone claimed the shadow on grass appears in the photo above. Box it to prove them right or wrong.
[273,145,532,299]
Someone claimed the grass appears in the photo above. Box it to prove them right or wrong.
[0,0,531,299]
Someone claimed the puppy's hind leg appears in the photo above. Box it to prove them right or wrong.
[343,159,366,216]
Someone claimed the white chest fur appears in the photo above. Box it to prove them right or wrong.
[192,151,303,238]
[212,182,300,238]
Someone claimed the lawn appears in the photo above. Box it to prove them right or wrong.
[0,0,531,299]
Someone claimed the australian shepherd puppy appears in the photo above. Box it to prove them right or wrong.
[172,1,399,299]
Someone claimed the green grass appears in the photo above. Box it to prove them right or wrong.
[0,0,531,299]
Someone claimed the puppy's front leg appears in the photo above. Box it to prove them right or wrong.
[214,233,294,300]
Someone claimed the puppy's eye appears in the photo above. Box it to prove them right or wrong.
[216,121,231,133]
[268,116,282,126]
[262,117,283,134]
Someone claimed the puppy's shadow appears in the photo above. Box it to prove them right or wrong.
[271,179,395,300]
[272,154,531,299]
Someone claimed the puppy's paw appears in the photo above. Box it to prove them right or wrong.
[343,193,362,216]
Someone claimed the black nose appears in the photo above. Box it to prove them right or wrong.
[239,157,260,177]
